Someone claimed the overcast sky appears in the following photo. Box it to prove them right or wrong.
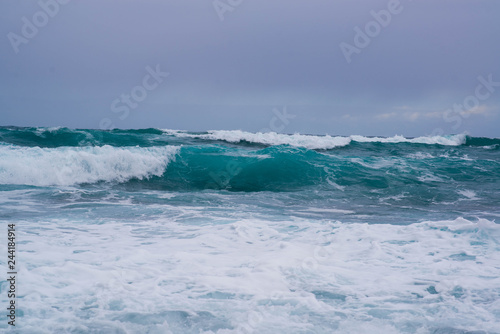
[1,0,499,137]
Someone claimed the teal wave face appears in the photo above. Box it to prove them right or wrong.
[111,143,500,211]
[1,127,499,198]
[150,145,325,192]
[465,136,500,148]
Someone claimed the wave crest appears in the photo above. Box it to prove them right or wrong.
[163,130,467,149]
[0,145,179,186]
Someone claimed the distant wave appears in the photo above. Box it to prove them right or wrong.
[1,127,499,191]
[163,130,468,149]
[1,126,497,150]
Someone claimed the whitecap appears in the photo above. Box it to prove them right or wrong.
[0,145,179,186]
[163,129,467,150]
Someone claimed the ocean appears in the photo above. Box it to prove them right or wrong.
[1,126,499,333]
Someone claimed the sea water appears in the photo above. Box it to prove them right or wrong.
[0,127,499,333]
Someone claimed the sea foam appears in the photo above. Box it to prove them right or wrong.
[11,216,500,333]
[0,145,178,186]
[163,130,467,149]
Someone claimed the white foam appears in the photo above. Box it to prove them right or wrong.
[406,152,435,159]
[457,189,479,200]
[349,156,408,170]
[35,126,62,134]
[12,216,500,333]
[379,192,407,202]
[0,145,179,186]
[163,130,467,150]
[417,173,444,183]
[326,178,346,191]
[164,130,352,150]
[300,208,354,214]
[350,133,467,146]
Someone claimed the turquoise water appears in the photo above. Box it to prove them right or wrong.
[1,127,499,333]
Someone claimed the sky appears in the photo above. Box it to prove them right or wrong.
[1,0,499,137]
